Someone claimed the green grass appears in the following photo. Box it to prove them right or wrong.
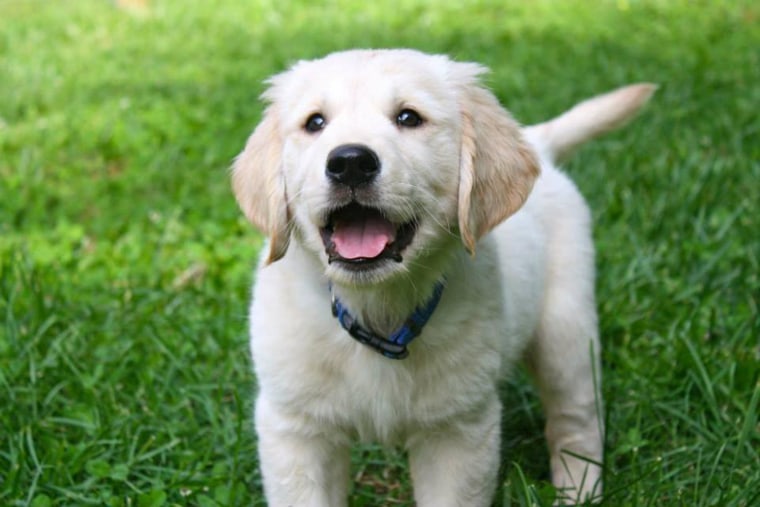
[1,0,757,505]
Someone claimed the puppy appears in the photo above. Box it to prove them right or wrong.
[232,49,654,506]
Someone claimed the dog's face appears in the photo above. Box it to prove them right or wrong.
[233,49,539,285]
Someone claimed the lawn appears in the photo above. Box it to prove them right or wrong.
[1,0,757,505]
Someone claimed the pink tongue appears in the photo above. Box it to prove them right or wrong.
[332,216,395,259]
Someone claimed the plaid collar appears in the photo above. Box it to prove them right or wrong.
[330,280,446,360]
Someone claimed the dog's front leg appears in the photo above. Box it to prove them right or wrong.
[407,397,502,507]
[255,395,351,507]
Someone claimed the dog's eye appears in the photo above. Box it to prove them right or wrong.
[396,109,423,128]
[304,113,326,133]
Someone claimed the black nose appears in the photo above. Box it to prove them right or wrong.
[326,144,380,187]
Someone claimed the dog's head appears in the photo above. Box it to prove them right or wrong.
[233,49,539,285]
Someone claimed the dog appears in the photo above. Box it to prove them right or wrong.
[232,49,654,506]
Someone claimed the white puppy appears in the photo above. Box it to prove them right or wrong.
[232,49,654,506]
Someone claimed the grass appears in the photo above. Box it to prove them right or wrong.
[1,0,757,505]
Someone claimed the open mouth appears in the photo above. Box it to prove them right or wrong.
[319,202,417,270]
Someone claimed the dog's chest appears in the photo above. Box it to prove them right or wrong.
[318,342,496,443]
[251,241,535,443]
[282,301,508,443]
[338,357,419,442]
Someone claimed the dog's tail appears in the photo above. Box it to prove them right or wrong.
[524,83,657,165]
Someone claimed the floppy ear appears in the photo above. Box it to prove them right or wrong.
[458,85,540,254]
[231,106,291,263]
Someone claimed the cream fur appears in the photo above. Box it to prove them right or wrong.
[232,49,653,506]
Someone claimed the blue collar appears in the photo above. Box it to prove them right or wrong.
[330,281,446,360]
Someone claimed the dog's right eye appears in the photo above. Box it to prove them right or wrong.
[304,113,326,133]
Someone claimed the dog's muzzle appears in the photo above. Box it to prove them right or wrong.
[319,202,417,269]
[320,144,417,270]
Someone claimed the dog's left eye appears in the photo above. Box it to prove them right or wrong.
[396,109,424,128]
